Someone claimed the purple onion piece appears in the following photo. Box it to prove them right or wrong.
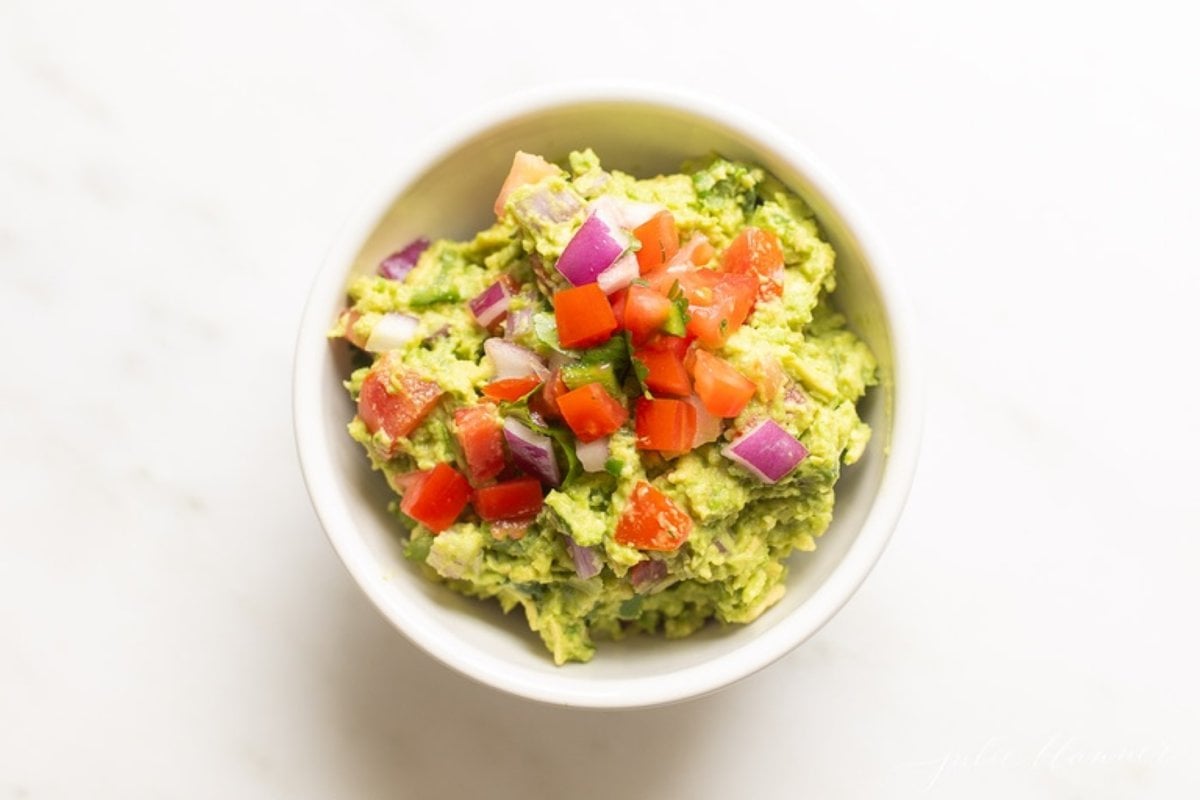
[378,237,430,280]
[564,535,602,579]
[630,559,668,593]
[502,418,561,486]
[469,280,512,327]
[555,214,624,286]
[721,419,808,483]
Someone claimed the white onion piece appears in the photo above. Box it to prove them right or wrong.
[364,313,420,352]
[485,339,549,380]
[596,251,640,295]
[503,417,560,486]
[721,419,809,483]
[685,396,723,447]
[548,350,576,374]
[575,436,610,473]
[589,195,663,230]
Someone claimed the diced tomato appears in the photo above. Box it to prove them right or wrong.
[357,355,444,456]
[633,211,680,273]
[691,239,715,267]
[554,284,618,349]
[453,405,506,484]
[615,481,693,551]
[690,350,756,418]
[685,273,758,348]
[557,382,629,442]
[493,151,559,217]
[529,370,568,421]
[609,288,628,329]
[400,463,471,532]
[634,397,696,452]
[473,477,544,522]
[646,265,719,303]
[635,347,691,397]
[622,283,673,341]
[721,226,785,300]
[641,334,692,360]
[481,376,542,402]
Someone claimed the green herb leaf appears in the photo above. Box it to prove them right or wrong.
[662,279,690,337]
[532,312,568,354]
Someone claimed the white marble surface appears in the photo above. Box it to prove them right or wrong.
[3,0,1198,797]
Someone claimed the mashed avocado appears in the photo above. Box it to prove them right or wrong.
[331,150,876,664]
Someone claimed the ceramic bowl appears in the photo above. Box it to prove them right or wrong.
[293,85,921,708]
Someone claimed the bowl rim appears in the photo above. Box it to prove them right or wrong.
[293,82,923,708]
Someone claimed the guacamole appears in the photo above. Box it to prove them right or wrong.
[331,150,876,664]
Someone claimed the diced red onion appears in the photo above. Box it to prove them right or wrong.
[589,195,663,230]
[378,238,429,280]
[630,559,668,593]
[596,251,639,295]
[555,214,625,286]
[575,436,610,473]
[721,419,809,483]
[469,280,512,328]
[364,313,420,352]
[685,396,723,447]
[502,417,561,486]
[564,534,602,579]
[484,339,549,380]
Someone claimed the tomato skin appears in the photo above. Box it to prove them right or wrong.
[635,347,691,397]
[634,397,697,452]
[481,376,542,402]
[529,370,568,421]
[721,227,785,300]
[400,463,471,533]
[473,477,544,521]
[689,350,756,418]
[609,288,628,329]
[622,283,673,342]
[554,284,619,349]
[615,481,693,551]
[357,355,444,456]
[557,382,629,442]
[633,211,680,273]
[641,334,692,361]
[684,273,758,348]
[493,151,559,217]
[453,405,506,484]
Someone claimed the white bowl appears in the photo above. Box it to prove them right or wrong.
[294,85,922,708]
